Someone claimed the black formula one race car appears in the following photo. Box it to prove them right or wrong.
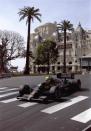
[17,73,81,102]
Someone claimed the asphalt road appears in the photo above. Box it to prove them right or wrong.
[0,74,91,131]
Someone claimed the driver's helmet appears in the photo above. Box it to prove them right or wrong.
[45,76,50,81]
[45,76,55,84]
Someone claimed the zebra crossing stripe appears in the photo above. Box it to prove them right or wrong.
[0,91,18,98]
[41,96,88,114]
[0,88,18,93]
[18,102,37,108]
[1,98,17,103]
[71,108,91,123]
[0,87,8,90]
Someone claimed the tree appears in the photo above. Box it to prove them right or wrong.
[18,6,41,75]
[0,30,25,73]
[58,20,73,73]
[35,40,59,74]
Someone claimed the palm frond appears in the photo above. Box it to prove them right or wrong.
[18,6,41,24]
[58,20,73,31]
[19,14,27,21]
[34,15,41,22]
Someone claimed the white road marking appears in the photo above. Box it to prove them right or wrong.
[1,98,17,103]
[0,88,18,93]
[0,87,8,90]
[71,108,91,123]
[18,102,37,108]
[41,96,88,114]
[0,91,18,98]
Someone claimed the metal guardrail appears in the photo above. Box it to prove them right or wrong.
[0,73,12,79]
[57,73,74,79]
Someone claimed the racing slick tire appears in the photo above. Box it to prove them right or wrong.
[18,85,32,97]
[77,79,81,90]
[54,87,61,99]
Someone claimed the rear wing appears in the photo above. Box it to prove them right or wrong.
[57,73,74,79]
[0,73,12,79]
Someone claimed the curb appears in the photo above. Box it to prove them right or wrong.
[82,125,91,131]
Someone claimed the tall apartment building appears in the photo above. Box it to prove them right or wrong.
[30,22,91,73]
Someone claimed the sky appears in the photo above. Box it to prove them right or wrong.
[0,0,91,71]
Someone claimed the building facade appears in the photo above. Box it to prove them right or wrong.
[30,22,91,73]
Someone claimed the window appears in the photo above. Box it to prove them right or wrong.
[69,61,72,64]
[57,66,61,70]
[57,62,60,64]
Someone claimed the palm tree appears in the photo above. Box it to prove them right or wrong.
[18,6,41,75]
[59,20,73,73]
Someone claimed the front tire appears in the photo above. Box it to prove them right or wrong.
[19,85,32,96]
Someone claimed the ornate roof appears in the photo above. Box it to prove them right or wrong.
[75,22,85,33]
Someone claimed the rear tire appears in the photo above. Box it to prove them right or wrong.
[54,87,61,99]
[77,79,81,90]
